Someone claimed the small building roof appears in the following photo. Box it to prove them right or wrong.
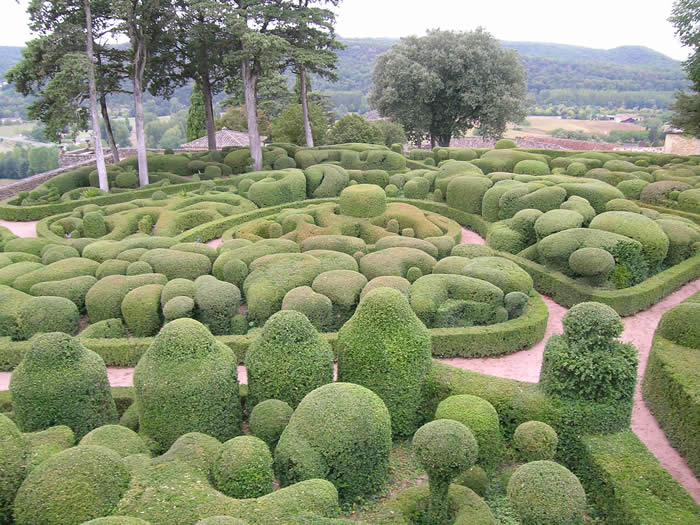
[180,128,266,150]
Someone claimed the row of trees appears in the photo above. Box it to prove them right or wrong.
[669,0,700,136]
[0,145,58,180]
[8,0,343,190]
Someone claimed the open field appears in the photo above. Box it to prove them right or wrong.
[0,122,35,138]
[504,115,645,139]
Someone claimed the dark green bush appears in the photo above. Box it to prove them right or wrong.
[79,318,126,339]
[445,176,493,215]
[640,180,692,205]
[412,418,479,525]
[514,159,550,175]
[274,382,391,505]
[96,259,130,279]
[534,209,584,241]
[133,318,242,451]
[507,460,586,525]
[41,245,80,265]
[434,394,503,469]
[10,332,117,439]
[246,310,333,409]
[338,184,387,218]
[163,295,195,322]
[0,414,27,523]
[13,257,99,293]
[160,278,195,305]
[126,261,153,275]
[140,248,212,281]
[16,296,80,340]
[84,211,108,238]
[121,284,164,337]
[337,287,432,437]
[512,421,558,462]
[655,301,700,349]
[194,276,241,335]
[213,436,274,499]
[248,399,293,450]
[29,275,97,312]
[281,286,333,331]
[494,139,516,149]
[13,445,130,525]
[454,465,489,497]
[79,424,150,457]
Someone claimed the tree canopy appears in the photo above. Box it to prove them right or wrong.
[669,0,700,136]
[369,28,528,146]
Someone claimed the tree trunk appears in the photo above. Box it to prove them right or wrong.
[84,0,108,192]
[132,40,149,186]
[299,69,313,147]
[201,74,217,151]
[100,94,120,163]
[242,59,262,171]
[437,134,451,147]
[430,134,436,149]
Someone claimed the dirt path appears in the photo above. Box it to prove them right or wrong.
[0,219,38,238]
[0,225,697,501]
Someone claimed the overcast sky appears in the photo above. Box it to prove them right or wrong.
[1,0,690,61]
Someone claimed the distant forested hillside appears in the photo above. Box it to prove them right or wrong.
[313,38,687,113]
[0,46,22,79]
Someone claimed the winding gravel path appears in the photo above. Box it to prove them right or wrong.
[0,220,697,502]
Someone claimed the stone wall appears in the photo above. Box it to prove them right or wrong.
[664,133,700,156]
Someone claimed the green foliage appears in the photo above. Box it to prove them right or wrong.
[326,114,383,145]
[494,139,516,149]
[434,394,503,469]
[274,382,392,505]
[214,436,274,499]
[121,284,164,337]
[79,424,150,458]
[246,310,333,409]
[16,295,80,340]
[513,159,550,175]
[412,419,478,525]
[248,399,293,450]
[194,276,241,335]
[133,318,242,452]
[12,446,130,525]
[0,414,27,523]
[271,103,327,145]
[507,461,586,525]
[655,301,700,349]
[512,421,558,462]
[337,287,432,437]
[10,332,117,439]
[163,295,195,322]
[187,82,208,142]
[79,318,126,339]
[338,184,387,218]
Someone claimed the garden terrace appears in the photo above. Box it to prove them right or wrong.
[0,143,698,524]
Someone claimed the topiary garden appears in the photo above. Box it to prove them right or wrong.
[0,143,698,524]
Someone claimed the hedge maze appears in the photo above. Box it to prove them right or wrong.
[0,143,698,524]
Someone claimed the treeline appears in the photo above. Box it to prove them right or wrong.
[548,128,659,145]
[0,145,58,180]
[533,89,677,109]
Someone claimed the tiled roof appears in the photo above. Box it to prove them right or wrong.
[180,128,267,150]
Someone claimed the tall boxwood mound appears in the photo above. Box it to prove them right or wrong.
[133,318,242,452]
[10,332,117,439]
[274,382,392,505]
[337,287,432,437]
[0,414,28,523]
[245,310,334,409]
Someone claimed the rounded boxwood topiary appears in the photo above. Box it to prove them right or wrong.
[454,465,489,497]
[566,162,588,177]
[29,275,97,312]
[115,170,139,189]
[512,421,558,462]
[213,436,274,499]
[84,212,108,238]
[504,291,529,320]
[337,287,432,437]
[338,184,387,218]
[163,295,195,322]
[126,260,153,275]
[10,332,118,439]
[195,518,249,525]
[507,460,586,525]
[434,394,503,469]
[15,295,80,341]
[494,139,516,149]
[656,302,700,349]
[0,414,28,523]
[160,278,195,306]
[82,518,152,525]
[384,183,399,197]
[248,399,293,449]
[281,286,333,331]
[41,245,80,265]
[79,424,151,458]
[568,247,615,285]
[121,284,164,337]
[79,318,126,339]
[274,382,392,505]
[514,159,550,175]
[246,310,334,409]
[194,276,241,335]
[13,445,130,525]
[562,301,623,352]
[133,318,241,451]
[412,419,479,525]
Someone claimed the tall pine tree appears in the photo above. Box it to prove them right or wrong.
[186,82,207,141]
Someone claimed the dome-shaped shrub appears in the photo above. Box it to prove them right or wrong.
[79,424,151,457]
[248,399,293,449]
[245,310,333,409]
[15,295,80,340]
[163,295,195,322]
[512,421,558,462]
[338,184,387,218]
[213,436,274,498]
[13,446,130,525]
[126,260,153,275]
[656,302,700,349]
[274,382,391,505]
[454,465,489,496]
[121,284,164,337]
[0,414,27,523]
[133,318,241,451]
[337,287,432,437]
[10,332,117,439]
[281,286,333,331]
[507,460,586,525]
[494,139,516,149]
[562,301,623,351]
[434,394,503,468]
[514,159,550,175]
[194,276,241,335]
[413,419,479,525]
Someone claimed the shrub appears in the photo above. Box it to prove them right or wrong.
[281,286,333,331]
[160,278,195,305]
[13,257,100,293]
[193,276,241,335]
[656,218,700,266]
[568,247,615,285]
[10,332,117,438]
[541,302,637,405]
[338,184,387,218]
[435,394,503,469]
[79,424,150,457]
[505,291,529,319]
[16,295,80,340]
[79,318,126,339]
[305,164,349,198]
[454,465,489,497]
[0,414,27,523]
[512,421,558,462]
[337,287,432,437]
[605,198,641,213]
[359,247,437,281]
[29,275,97,312]
[246,310,334,409]
[404,177,431,200]
[300,235,367,256]
[203,165,222,180]
[617,179,650,200]
[213,436,274,499]
[164,295,195,322]
[566,162,588,177]
[126,261,153,275]
[140,248,212,281]
[121,284,164,337]
[446,175,493,214]
[385,183,399,197]
[655,302,700,349]
[274,382,391,505]
[412,419,478,525]
[461,256,534,295]
[248,399,293,450]
[224,149,252,174]
[639,180,692,205]
[86,274,167,323]
[559,195,596,226]
[514,159,550,175]
[41,245,80,265]
[13,446,130,525]
[494,139,516,149]
[507,461,586,525]
[246,170,307,208]
[96,259,130,279]
[311,270,367,327]
[534,209,584,241]
[133,318,242,451]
